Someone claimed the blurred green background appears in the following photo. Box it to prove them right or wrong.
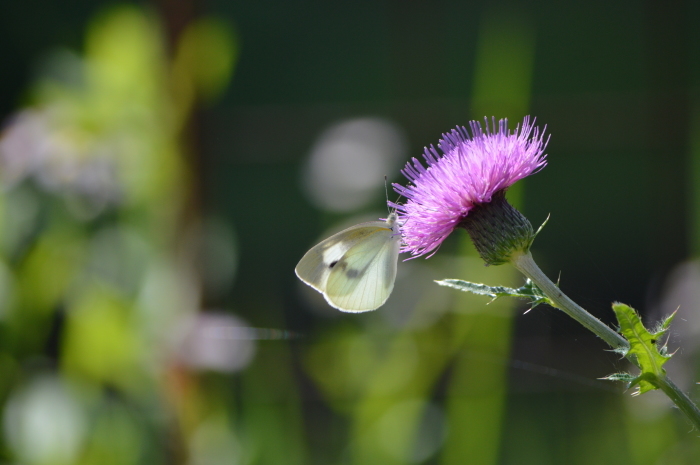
[1,0,700,464]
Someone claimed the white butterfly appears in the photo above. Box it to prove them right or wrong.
[295,212,401,312]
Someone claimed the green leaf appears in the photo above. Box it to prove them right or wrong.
[610,303,674,395]
[534,213,550,239]
[600,372,636,383]
[435,278,552,310]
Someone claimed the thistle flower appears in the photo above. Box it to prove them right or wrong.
[392,116,548,264]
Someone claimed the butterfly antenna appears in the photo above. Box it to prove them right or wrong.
[385,175,404,215]
[384,175,396,215]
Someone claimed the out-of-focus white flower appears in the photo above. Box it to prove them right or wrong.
[304,117,407,212]
[174,312,256,373]
[0,107,122,209]
[3,375,87,465]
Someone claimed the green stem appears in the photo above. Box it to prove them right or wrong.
[511,252,629,351]
[512,251,700,430]
[653,375,700,431]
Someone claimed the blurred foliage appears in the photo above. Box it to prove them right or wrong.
[0,4,240,464]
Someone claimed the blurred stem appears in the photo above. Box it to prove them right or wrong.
[511,252,628,350]
[512,251,700,430]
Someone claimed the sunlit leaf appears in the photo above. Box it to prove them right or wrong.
[609,303,674,395]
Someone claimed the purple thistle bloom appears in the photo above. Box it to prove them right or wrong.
[392,116,548,258]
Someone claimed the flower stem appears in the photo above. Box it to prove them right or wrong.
[653,376,700,431]
[511,251,629,351]
[512,251,700,430]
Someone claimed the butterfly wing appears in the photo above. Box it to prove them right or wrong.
[295,217,400,312]
[295,220,388,293]
[323,225,400,312]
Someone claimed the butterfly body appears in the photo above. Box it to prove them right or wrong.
[295,213,401,312]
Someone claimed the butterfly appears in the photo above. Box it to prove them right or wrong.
[295,212,401,312]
